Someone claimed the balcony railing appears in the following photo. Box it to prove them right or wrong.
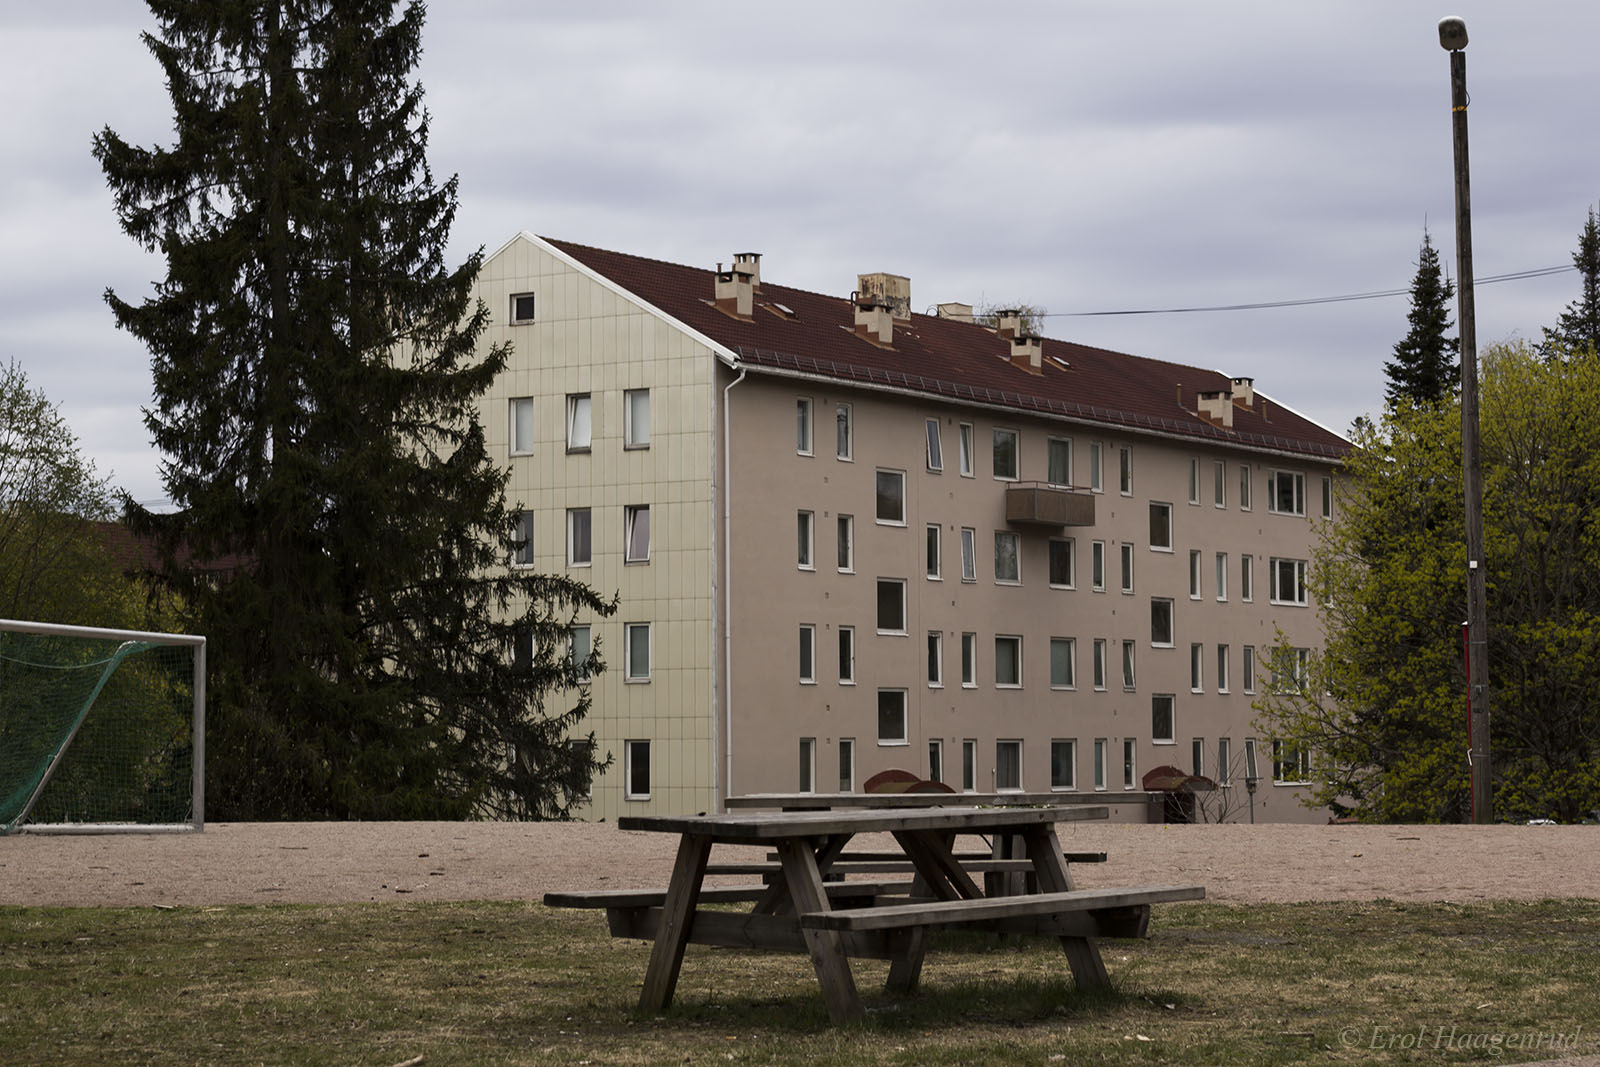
[1005,482,1095,528]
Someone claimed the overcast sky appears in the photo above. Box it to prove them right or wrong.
[3,2,1597,505]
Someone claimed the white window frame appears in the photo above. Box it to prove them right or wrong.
[838,738,855,792]
[958,422,975,477]
[1190,643,1204,693]
[1153,694,1176,744]
[1218,737,1232,786]
[1215,552,1228,602]
[567,625,592,683]
[925,417,943,472]
[1050,637,1077,690]
[796,510,815,570]
[798,738,816,794]
[510,292,537,325]
[1123,737,1137,789]
[1192,738,1205,778]
[624,622,652,682]
[962,739,978,792]
[512,510,535,568]
[1093,738,1108,790]
[624,739,651,800]
[996,739,1024,792]
[625,504,651,564]
[1268,469,1306,516]
[1151,597,1174,648]
[837,514,855,573]
[1322,475,1334,519]
[1188,457,1201,505]
[1239,463,1253,511]
[1217,643,1231,693]
[1093,638,1107,691]
[876,578,907,635]
[1214,460,1227,508]
[1120,542,1135,594]
[1089,441,1104,493]
[1189,549,1203,600]
[1122,639,1137,691]
[925,524,942,580]
[624,388,651,450]
[1119,446,1133,496]
[875,468,907,525]
[1273,739,1312,785]
[1051,739,1077,791]
[567,507,592,567]
[992,427,1020,481]
[796,397,814,456]
[1270,557,1309,606]
[877,689,909,746]
[928,738,944,784]
[1243,645,1257,695]
[1047,436,1073,487]
[961,632,977,687]
[1091,540,1106,592]
[836,402,853,461]
[1048,537,1075,589]
[838,626,856,685]
[509,396,536,457]
[993,530,1021,585]
[960,527,977,582]
[927,630,944,688]
[799,624,816,684]
[994,635,1023,689]
[1245,738,1260,781]
[1149,502,1173,551]
[1241,553,1254,602]
[565,393,592,453]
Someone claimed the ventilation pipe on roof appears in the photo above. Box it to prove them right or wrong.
[854,291,894,346]
[1010,335,1043,375]
[714,263,755,320]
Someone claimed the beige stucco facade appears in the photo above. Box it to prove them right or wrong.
[473,233,1342,823]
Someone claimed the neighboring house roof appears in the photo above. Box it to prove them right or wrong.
[92,520,249,578]
[541,237,1351,462]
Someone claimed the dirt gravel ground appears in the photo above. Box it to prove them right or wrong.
[1,820,1594,908]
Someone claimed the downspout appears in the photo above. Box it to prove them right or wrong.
[719,362,747,810]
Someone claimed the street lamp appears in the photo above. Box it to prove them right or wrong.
[1245,775,1259,824]
[1439,16,1492,823]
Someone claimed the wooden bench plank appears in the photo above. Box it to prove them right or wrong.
[800,885,1205,933]
[544,880,913,909]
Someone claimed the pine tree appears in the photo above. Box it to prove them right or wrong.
[1384,230,1460,409]
[94,1,614,819]
[1543,205,1600,358]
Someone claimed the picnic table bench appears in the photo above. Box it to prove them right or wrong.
[544,805,1202,1023]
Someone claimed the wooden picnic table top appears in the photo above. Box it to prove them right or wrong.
[616,804,1109,842]
[724,791,1149,809]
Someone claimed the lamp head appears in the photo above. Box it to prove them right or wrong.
[1438,17,1468,51]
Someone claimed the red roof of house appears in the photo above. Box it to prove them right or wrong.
[545,238,1351,461]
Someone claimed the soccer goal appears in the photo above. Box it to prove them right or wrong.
[0,619,204,834]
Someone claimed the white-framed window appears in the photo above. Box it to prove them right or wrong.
[1214,460,1227,508]
[838,738,855,792]
[624,739,651,800]
[796,398,814,455]
[1120,542,1135,594]
[959,422,975,477]
[625,504,651,564]
[1149,502,1173,551]
[995,635,1023,688]
[799,624,816,684]
[1273,740,1311,784]
[992,428,1020,480]
[567,625,592,682]
[838,626,856,684]
[1051,739,1077,790]
[962,739,978,791]
[876,578,907,634]
[624,622,652,682]
[796,510,815,570]
[1122,639,1137,691]
[877,689,909,745]
[1089,441,1104,493]
[1190,643,1204,692]
[512,511,535,567]
[1239,463,1253,511]
[927,631,944,688]
[1241,553,1254,601]
[993,530,1020,584]
[509,397,536,456]
[1269,469,1306,515]
[836,403,853,460]
[1216,643,1231,693]
[1242,645,1256,694]
[837,514,855,572]
[1188,458,1201,505]
[961,632,977,687]
[925,524,942,580]
[1123,738,1137,789]
[510,292,537,324]
[1192,738,1205,777]
[1151,598,1174,647]
[1048,537,1075,588]
[1050,637,1077,689]
[928,739,944,784]
[1093,738,1108,790]
[1189,549,1203,599]
[1093,638,1107,691]
[624,389,651,450]
[509,626,535,675]
[1215,552,1228,601]
[1153,694,1175,744]
[1270,557,1309,606]
[798,738,816,793]
[1047,436,1073,487]
[1217,737,1232,785]
[1244,737,1260,781]
[996,740,1023,791]
[567,507,592,567]
[925,418,943,472]
[1119,446,1133,495]
[960,527,977,582]
[1271,646,1310,694]
[1322,475,1334,519]
[566,393,592,452]
[1091,540,1106,592]
[875,468,906,525]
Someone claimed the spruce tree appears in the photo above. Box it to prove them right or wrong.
[1543,205,1600,358]
[1384,230,1460,409]
[94,1,614,819]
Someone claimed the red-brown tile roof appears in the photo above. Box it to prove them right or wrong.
[544,238,1350,461]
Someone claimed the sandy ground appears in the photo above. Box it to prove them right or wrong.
[1,820,1594,908]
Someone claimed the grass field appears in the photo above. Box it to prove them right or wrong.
[2,899,1596,1065]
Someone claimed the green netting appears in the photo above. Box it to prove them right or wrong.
[0,631,196,833]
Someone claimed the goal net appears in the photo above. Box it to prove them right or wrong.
[0,619,204,834]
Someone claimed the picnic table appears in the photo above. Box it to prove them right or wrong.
[545,805,1203,1023]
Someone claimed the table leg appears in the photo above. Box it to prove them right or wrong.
[1023,825,1110,990]
[776,837,863,1023]
[885,927,927,992]
[639,833,712,1013]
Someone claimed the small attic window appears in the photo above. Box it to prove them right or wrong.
[510,293,536,324]
[1049,355,1072,371]
[764,302,798,320]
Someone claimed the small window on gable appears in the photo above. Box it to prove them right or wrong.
[566,394,592,452]
[510,293,536,324]
[510,397,536,456]
[624,389,651,449]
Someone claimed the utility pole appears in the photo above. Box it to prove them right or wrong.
[1440,17,1491,823]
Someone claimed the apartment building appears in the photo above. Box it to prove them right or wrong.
[475,233,1351,823]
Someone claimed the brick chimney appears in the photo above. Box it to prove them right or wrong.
[1231,376,1256,408]
[857,272,911,321]
[1196,389,1235,428]
[1010,335,1043,375]
[733,251,762,289]
[992,309,1024,340]
[854,291,893,346]
[714,263,754,320]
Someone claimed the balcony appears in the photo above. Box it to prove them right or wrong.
[1005,482,1095,528]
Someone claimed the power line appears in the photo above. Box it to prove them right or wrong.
[1049,263,1575,318]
